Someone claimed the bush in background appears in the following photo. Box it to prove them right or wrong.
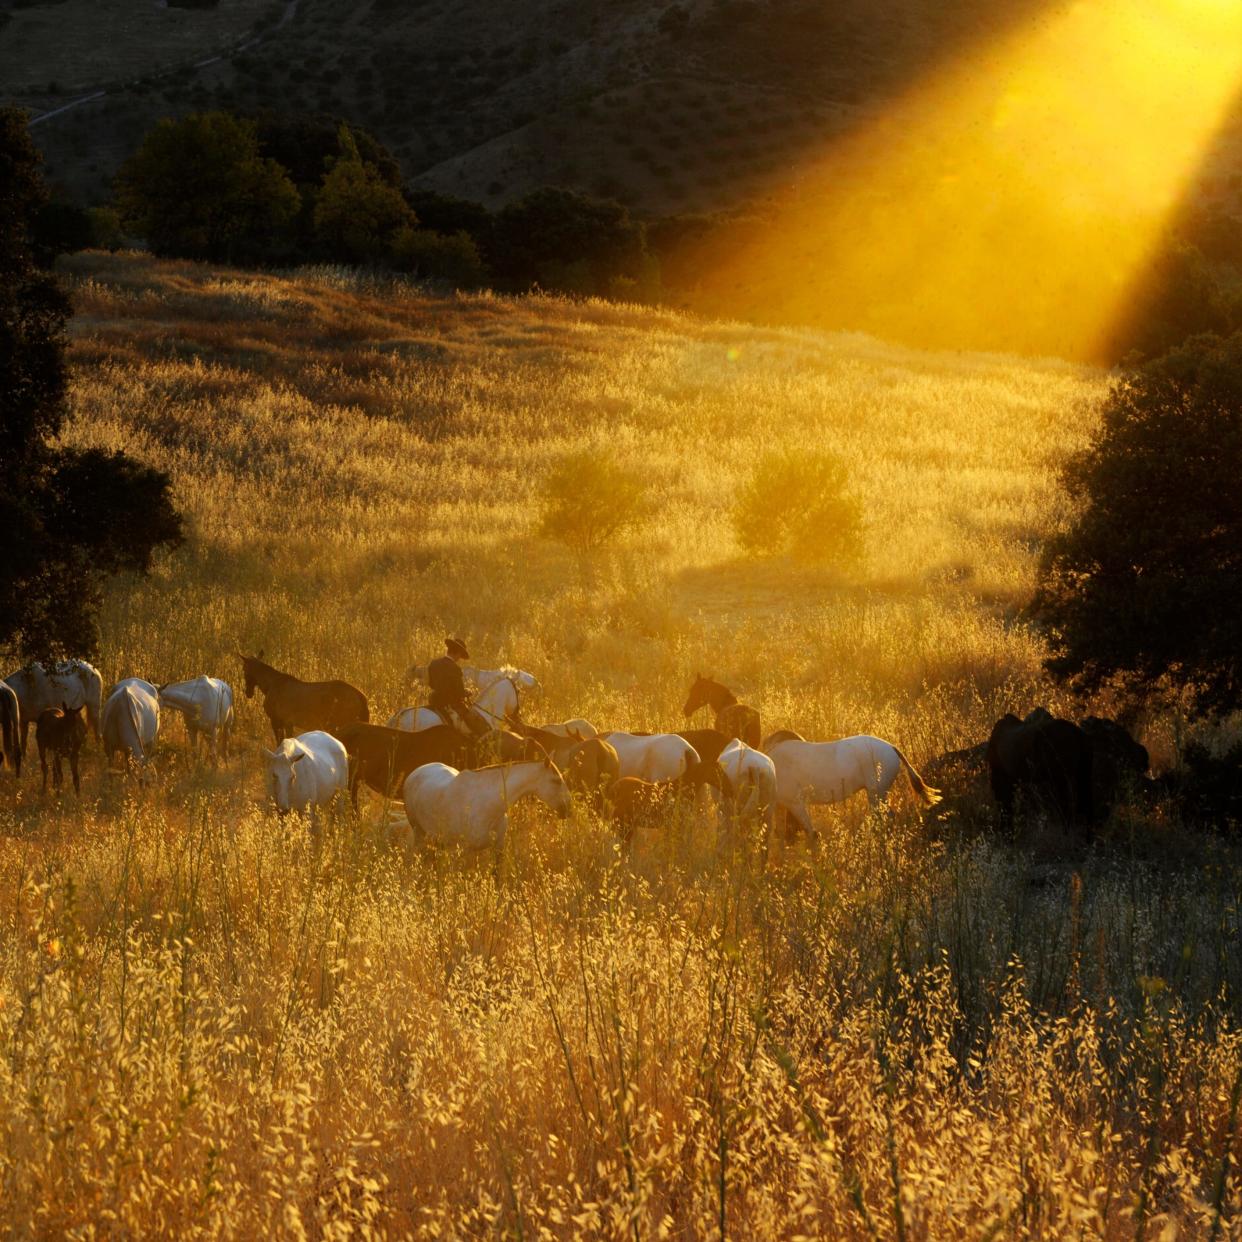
[390,226,486,287]
[537,449,650,557]
[115,111,300,263]
[733,449,864,569]
[312,127,415,264]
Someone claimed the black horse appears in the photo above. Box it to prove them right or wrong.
[987,709,1095,833]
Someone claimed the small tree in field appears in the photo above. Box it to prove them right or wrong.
[733,449,864,569]
[537,450,650,558]
[1032,332,1242,715]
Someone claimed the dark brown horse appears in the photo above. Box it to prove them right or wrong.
[677,727,730,768]
[35,703,88,795]
[608,760,718,847]
[508,722,619,808]
[682,674,761,748]
[335,722,469,805]
[239,651,369,744]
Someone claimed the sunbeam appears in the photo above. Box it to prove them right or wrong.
[692,0,1242,361]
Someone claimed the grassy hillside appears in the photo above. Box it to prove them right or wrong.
[22,0,1236,216]
[1,252,1240,1235]
[63,249,1099,747]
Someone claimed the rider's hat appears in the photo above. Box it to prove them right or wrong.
[446,637,470,660]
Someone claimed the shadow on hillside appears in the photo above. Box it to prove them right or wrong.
[668,554,966,625]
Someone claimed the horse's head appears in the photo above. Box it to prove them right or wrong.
[683,673,712,718]
[264,741,304,815]
[538,756,573,819]
[238,649,265,699]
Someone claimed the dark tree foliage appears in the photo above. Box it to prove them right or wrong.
[403,188,494,249]
[115,111,300,263]
[1032,332,1242,715]
[250,111,403,195]
[0,108,183,661]
[1103,242,1233,363]
[487,188,648,295]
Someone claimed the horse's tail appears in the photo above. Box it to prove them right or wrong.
[126,691,146,766]
[86,666,103,743]
[893,746,941,807]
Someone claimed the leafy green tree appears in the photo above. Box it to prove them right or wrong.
[1,108,183,659]
[537,450,650,557]
[116,111,300,262]
[1033,332,1242,714]
[312,127,416,264]
[733,450,864,568]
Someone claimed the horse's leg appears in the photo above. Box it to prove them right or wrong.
[269,711,284,745]
[786,800,814,841]
[39,743,49,793]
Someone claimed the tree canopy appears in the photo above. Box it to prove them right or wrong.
[1033,332,1242,715]
[1,108,183,661]
[115,111,300,263]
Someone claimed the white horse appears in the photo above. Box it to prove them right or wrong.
[397,757,571,856]
[158,676,234,761]
[537,719,599,740]
[718,738,778,829]
[763,730,941,835]
[101,677,160,778]
[5,659,104,747]
[600,732,701,783]
[264,730,349,819]
[465,666,541,695]
[387,676,522,734]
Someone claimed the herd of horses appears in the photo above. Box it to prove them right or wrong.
[0,655,1157,858]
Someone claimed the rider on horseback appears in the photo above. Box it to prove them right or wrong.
[428,638,490,737]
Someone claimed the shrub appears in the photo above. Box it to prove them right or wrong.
[537,450,650,557]
[488,187,649,296]
[733,449,864,568]
[390,227,486,287]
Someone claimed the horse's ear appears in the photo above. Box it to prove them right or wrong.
[292,752,304,763]
[257,649,265,661]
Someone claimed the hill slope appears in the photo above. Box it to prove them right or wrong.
[3,0,1142,212]
[64,249,1101,751]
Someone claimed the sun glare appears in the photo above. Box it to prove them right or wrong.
[695,0,1242,361]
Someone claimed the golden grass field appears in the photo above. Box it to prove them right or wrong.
[0,250,1239,1238]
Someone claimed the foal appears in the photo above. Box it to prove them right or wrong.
[36,703,88,795]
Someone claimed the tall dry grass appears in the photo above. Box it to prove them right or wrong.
[0,251,1237,1238]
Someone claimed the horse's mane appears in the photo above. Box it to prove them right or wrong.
[468,758,558,774]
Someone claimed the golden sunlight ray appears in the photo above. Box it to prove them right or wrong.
[697,0,1242,361]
